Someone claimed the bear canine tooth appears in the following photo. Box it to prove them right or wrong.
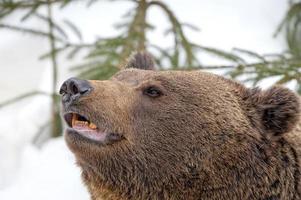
[89,123,97,129]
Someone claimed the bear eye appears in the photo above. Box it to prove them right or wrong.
[143,86,162,98]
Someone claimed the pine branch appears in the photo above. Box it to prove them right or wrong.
[0,0,70,9]
[119,0,148,60]
[0,23,65,42]
[63,19,82,41]
[195,45,245,64]
[34,12,69,39]
[0,91,48,108]
[46,0,61,138]
[149,0,197,68]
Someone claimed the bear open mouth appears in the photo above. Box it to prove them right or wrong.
[64,113,108,142]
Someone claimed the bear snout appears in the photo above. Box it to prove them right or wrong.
[59,77,93,106]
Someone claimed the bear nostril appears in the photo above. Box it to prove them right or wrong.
[59,82,67,95]
[67,78,92,95]
[70,82,79,95]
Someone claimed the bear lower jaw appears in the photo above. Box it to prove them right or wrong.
[71,126,108,142]
[65,127,124,146]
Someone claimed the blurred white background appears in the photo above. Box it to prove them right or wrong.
[0,0,289,199]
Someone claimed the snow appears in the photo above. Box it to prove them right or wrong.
[0,138,90,200]
[0,0,290,199]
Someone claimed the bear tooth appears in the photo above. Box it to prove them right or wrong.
[72,114,77,127]
[89,123,97,130]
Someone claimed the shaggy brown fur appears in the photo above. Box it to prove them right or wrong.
[61,52,301,200]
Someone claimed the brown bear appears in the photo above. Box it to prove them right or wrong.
[60,52,301,200]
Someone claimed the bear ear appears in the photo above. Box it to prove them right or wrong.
[124,51,155,70]
[248,85,300,136]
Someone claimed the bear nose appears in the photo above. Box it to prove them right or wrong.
[59,77,92,105]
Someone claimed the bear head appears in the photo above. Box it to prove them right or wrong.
[60,52,300,200]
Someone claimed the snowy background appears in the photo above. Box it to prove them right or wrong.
[0,0,289,199]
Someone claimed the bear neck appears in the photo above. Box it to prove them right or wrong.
[79,158,188,200]
[76,121,301,200]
